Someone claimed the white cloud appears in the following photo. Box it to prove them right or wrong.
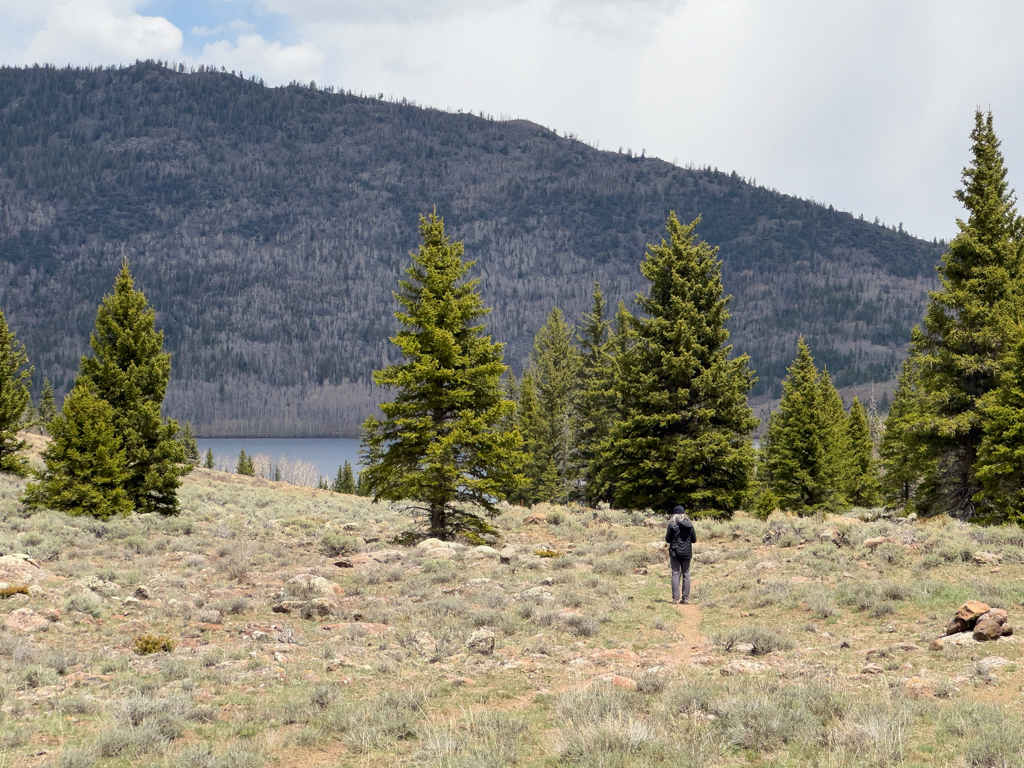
[199,33,325,84]
[24,0,183,64]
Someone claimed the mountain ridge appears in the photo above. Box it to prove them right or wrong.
[0,62,943,436]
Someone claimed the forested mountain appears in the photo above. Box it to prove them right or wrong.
[0,62,943,436]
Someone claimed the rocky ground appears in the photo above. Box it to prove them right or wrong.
[3,459,1024,766]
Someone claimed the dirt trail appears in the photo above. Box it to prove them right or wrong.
[665,603,713,665]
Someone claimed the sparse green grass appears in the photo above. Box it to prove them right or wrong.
[3,463,1024,766]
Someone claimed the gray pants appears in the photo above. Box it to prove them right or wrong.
[670,555,691,603]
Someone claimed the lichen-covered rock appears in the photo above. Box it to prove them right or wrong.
[721,660,769,676]
[974,551,1002,565]
[466,628,495,654]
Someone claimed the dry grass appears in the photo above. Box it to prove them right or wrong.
[1,463,1024,766]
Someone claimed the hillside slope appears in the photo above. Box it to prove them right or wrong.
[0,62,943,435]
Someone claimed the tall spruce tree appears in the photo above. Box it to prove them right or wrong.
[360,213,523,540]
[975,338,1024,521]
[818,368,851,505]
[79,260,187,514]
[518,307,581,504]
[38,378,56,434]
[897,111,1023,518]
[203,447,215,469]
[761,339,844,513]
[512,371,552,505]
[846,397,882,507]
[573,283,615,504]
[879,352,930,509]
[0,308,33,476]
[23,381,132,519]
[236,448,255,476]
[180,421,200,466]
[598,213,757,514]
[333,461,356,494]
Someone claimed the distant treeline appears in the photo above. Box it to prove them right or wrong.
[0,61,943,435]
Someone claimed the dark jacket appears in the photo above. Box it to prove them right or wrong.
[666,513,697,559]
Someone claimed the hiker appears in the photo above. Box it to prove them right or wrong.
[665,505,696,604]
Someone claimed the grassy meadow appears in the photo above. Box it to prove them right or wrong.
[3,447,1024,766]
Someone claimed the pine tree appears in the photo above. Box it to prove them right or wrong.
[598,213,757,514]
[23,381,132,519]
[273,464,282,482]
[236,448,255,476]
[79,260,187,514]
[589,301,635,504]
[901,111,1023,518]
[510,371,548,505]
[333,461,356,494]
[761,339,843,513]
[975,338,1024,521]
[573,283,615,504]
[203,447,215,469]
[0,308,33,476]
[879,351,931,509]
[518,307,581,504]
[846,397,882,507]
[38,378,56,434]
[180,421,200,466]
[818,368,851,506]
[360,213,523,540]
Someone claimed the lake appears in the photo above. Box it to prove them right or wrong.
[197,438,362,485]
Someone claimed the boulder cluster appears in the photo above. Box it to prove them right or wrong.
[939,600,1013,645]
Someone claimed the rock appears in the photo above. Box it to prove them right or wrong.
[752,561,777,573]
[592,673,637,689]
[122,597,140,606]
[862,537,891,550]
[521,587,554,600]
[956,601,991,623]
[590,648,641,665]
[333,559,353,568]
[134,585,152,600]
[466,629,495,654]
[421,548,457,561]
[286,575,344,601]
[3,607,47,632]
[1004,625,1014,636]
[272,601,301,614]
[523,514,547,525]
[467,546,500,559]
[301,599,336,619]
[325,657,352,672]
[862,663,884,674]
[413,630,437,656]
[0,555,57,584]
[27,585,44,597]
[732,643,756,656]
[974,551,1002,566]
[942,631,978,647]
[416,538,446,550]
[974,619,1004,641]
[348,550,405,568]
[720,660,769,676]
[977,656,1015,674]
[978,608,1009,627]
[929,638,945,651]
[901,676,934,696]
[946,617,970,636]
[633,567,648,575]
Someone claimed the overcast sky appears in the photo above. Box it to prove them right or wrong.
[2,0,1022,241]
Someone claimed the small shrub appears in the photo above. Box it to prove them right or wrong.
[716,625,792,656]
[64,591,104,618]
[534,549,562,558]
[134,634,176,655]
[545,511,564,525]
[562,613,599,637]
[51,747,96,768]
[318,531,364,558]
[0,583,29,598]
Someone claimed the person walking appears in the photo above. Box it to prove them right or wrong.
[665,505,696,604]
